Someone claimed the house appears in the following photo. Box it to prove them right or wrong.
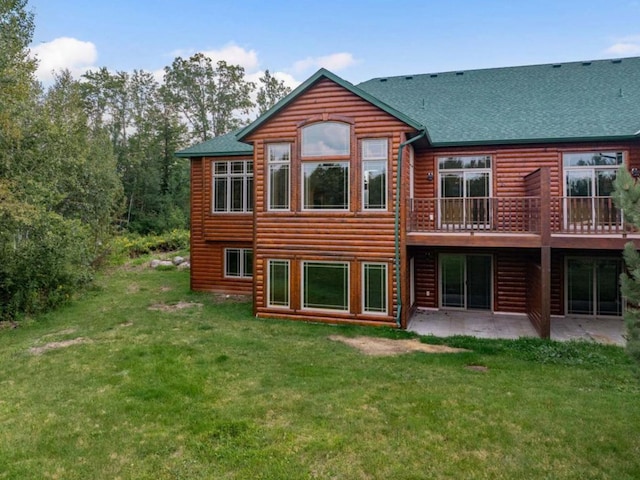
[176,57,640,337]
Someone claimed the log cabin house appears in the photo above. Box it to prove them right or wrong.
[176,57,640,337]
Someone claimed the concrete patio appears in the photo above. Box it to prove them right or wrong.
[408,309,626,346]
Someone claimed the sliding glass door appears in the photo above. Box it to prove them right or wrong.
[440,254,492,310]
[566,257,622,316]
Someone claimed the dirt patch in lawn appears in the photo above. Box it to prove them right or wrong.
[148,301,203,312]
[30,337,90,355]
[329,335,470,356]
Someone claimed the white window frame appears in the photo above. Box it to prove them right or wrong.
[362,139,388,211]
[212,160,253,213]
[562,151,624,230]
[301,261,350,312]
[224,248,253,279]
[267,259,290,308]
[267,143,291,211]
[362,262,388,315]
[437,156,492,229]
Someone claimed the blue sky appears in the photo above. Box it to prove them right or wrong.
[28,0,640,87]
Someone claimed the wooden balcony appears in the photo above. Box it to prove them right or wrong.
[408,196,640,249]
[410,197,540,233]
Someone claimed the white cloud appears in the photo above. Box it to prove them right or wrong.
[605,35,640,55]
[291,52,356,74]
[31,37,97,83]
[201,43,259,72]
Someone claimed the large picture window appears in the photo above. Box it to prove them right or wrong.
[363,263,387,314]
[301,122,350,157]
[302,261,349,311]
[362,139,388,210]
[267,144,290,210]
[213,160,253,213]
[267,260,290,308]
[224,248,253,278]
[302,162,349,210]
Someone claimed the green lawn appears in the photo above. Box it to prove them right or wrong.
[1,265,639,479]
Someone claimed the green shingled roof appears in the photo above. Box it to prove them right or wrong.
[175,130,252,157]
[357,57,640,146]
[178,57,640,157]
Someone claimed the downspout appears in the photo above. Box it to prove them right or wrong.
[395,130,427,327]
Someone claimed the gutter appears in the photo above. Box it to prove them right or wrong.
[394,130,427,327]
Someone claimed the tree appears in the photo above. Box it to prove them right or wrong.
[612,167,640,368]
[256,69,291,116]
[0,0,37,177]
[163,53,254,141]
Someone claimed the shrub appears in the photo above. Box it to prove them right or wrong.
[109,229,190,261]
[0,210,94,321]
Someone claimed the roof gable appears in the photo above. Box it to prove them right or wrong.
[236,68,425,141]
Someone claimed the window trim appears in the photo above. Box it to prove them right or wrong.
[301,261,350,312]
[224,248,253,279]
[562,151,625,230]
[362,262,388,315]
[362,138,389,211]
[267,259,290,308]
[267,143,291,211]
[436,155,493,229]
[212,160,253,214]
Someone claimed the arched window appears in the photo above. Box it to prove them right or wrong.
[301,122,350,157]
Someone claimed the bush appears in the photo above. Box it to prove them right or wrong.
[109,229,190,261]
[0,210,94,321]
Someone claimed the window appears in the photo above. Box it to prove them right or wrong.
[267,144,290,210]
[566,257,622,316]
[302,261,349,311]
[267,260,290,308]
[563,152,623,229]
[438,155,491,228]
[363,263,387,314]
[212,160,253,213]
[225,248,253,278]
[362,139,388,210]
[301,122,350,157]
[302,162,349,210]
[440,254,492,310]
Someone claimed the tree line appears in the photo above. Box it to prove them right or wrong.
[0,0,290,320]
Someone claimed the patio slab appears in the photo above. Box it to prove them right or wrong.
[408,309,625,346]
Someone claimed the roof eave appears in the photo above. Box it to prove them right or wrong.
[174,149,253,158]
[431,134,640,148]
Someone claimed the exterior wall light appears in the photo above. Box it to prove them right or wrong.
[426,172,434,181]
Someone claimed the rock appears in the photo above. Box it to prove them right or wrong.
[172,256,185,266]
[151,260,173,268]
[177,261,191,270]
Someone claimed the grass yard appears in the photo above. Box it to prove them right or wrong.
[1,265,639,479]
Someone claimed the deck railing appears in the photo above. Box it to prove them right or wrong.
[552,196,628,234]
[409,196,630,235]
[409,197,541,233]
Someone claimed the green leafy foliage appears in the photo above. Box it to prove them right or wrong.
[613,166,640,369]
[109,229,190,261]
[0,207,93,320]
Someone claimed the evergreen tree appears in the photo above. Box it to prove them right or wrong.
[612,167,640,367]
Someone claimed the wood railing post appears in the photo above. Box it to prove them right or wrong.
[539,167,551,338]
